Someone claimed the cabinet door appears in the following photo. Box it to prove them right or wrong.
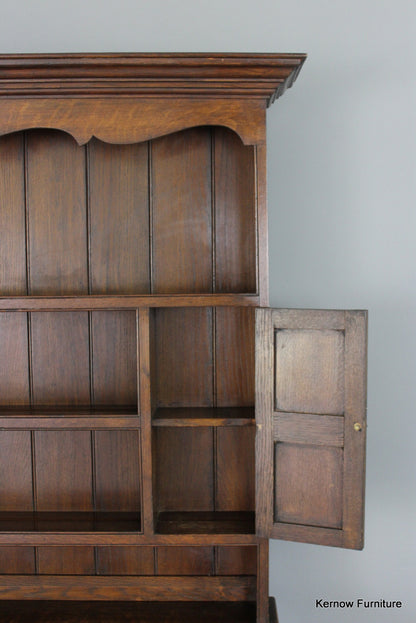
[255,308,367,549]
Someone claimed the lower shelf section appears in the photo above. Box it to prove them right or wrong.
[0,599,278,623]
[156,512,255,535]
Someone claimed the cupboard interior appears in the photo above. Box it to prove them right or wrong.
[150,307,256,535]
[0,126,257,297]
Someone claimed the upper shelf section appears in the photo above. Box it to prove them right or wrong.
[0,126,259,305]
[0,53,306,145]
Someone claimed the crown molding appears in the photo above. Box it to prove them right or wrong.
[0,53,306,105]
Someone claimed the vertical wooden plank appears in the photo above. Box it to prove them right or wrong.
[152,128,212,293]
[157,547,213,575]
[149,308,158,414]
[0,548,35,574]
[216,307,254,407]
[96,546,155,575]
[94,431,141,512]
[31,312,90,406]
[35,431,93,511]
[216,428,255,511]
[155,428,214,512]
[214,127,256,293]
[37,547,95,575]
[139,308,154,535]
[343,310,367,549]
[26,129,88,295]
[91,311,137,406]
[255,309,274,537]
[0,431,33,511]
[0,133,26,295]
[0,313,29,406]
[89,140,150,294]
[256,143,269,306]
[155,308,213,408]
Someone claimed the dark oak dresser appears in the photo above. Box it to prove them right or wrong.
[0,53,367,622]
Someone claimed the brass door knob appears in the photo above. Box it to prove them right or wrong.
[353,422,362,432]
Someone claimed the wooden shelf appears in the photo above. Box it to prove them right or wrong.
[0,532,259,547]
[0,406,139,429]
[0,599,278,623]
[0,293,259,312]
[153,407,255,427]
[156,512,255,535]
[0,512,141,533]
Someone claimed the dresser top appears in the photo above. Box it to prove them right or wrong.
[0,52,306,104]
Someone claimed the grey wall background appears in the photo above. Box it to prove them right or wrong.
[0,1,414,621]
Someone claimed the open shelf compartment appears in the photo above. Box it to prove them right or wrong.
[149,307,256,536]
[0,429,142,534]
[0,307,142,542]
[0,127,258,300]
[0,310,139,414]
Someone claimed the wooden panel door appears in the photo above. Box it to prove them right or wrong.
[255,308,367,549]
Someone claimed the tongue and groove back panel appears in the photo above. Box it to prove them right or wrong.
[152,306,255,516]
[0,305,255,573]
[0,127,256,297]
[0,125,256,577]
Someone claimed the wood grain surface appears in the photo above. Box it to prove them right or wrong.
[0,53,373,623]
[0,575,256,602]
[0,125,259,299]
[256,308,367,549]
[0,133,26,295]
[88,140,150,294]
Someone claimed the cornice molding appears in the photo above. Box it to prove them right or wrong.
[0,53,306,105]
